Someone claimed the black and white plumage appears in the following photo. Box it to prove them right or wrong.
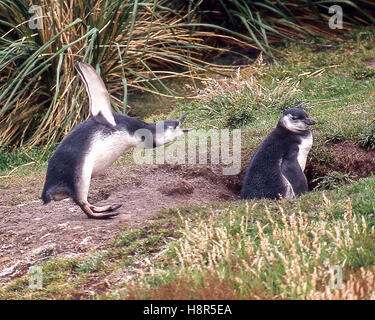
[240,108,316,200]
[41,62,191,219]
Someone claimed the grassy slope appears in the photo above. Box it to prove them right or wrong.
[2,28,375,299]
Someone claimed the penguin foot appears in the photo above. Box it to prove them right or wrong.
[91,204,122,213]
[81,204,120,219]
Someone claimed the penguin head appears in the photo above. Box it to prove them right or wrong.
[154,112,192,146]
[279,108,316,133]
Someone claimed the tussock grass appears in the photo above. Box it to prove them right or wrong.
[0,0,246,149]
[198,0,375,55]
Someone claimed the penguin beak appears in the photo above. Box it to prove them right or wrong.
[304,118,316,126]
[178,112,193,133]
[178,112,189,124]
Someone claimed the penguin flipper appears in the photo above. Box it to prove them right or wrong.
[75,62,116,128]
[281,156,308,197]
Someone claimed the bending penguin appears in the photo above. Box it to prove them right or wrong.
[42,62,192,219]
[240,107,316,200]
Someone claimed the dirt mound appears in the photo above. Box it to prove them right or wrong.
[0,164,238,285]
[306,140,375,189]
[158,178,194,196]
[161,164,244,195]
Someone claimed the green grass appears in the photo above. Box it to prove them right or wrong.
[312,171,355,190]
[2,28,375,299]
[0,146,54,174]
[122,176,375,299]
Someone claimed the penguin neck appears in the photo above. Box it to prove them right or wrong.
[140,121,181,148]
[146,122,173,148]
[133,121,164,148]
[144,122,158,147]
[277,121,310,137]
[115,115,179,148]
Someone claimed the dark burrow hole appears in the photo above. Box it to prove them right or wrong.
[305,140,375,191]
[224,140,375,195]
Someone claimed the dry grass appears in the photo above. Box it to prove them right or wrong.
[119,196,375,299]
[126,274,243,300]
[308,266,375,299]
[180,59,304,129]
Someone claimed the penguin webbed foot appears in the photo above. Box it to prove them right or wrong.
[81,203,121,219]
[91,203,122,213]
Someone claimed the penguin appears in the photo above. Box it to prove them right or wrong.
[41,62,192,219]
[240,107,316,200]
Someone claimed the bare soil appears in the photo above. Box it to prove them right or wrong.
[364,59,375,69]
[0,164,239,285]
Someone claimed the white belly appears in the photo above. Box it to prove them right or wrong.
[75,131,140,202]
[74,131,139,202]
[88,131,140,176]
[297,132,313,171]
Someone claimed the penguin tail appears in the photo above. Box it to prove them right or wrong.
[41,185,72,204]
[41,185,51,204]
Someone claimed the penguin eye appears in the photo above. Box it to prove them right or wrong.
[291,116,298,120]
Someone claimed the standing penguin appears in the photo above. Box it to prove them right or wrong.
[42,62,191,219]
[240,108,316,200]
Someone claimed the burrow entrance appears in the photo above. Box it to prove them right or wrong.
[219,139,375,195]
[305,140,375,191]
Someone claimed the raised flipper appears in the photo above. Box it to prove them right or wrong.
[75,62,116,128]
